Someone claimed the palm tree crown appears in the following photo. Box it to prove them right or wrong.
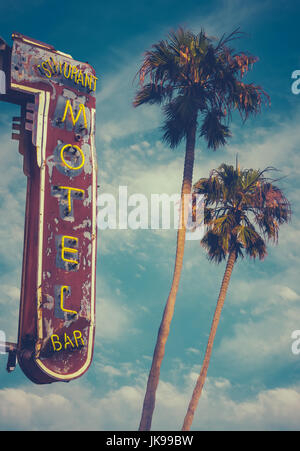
[134,27,269,150]
[194,163,291,262]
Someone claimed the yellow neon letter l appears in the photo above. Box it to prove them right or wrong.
[60,285,77,316]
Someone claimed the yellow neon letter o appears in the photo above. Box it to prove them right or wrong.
[60,144,85,170]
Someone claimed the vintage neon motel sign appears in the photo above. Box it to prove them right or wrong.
[1,33,98,383]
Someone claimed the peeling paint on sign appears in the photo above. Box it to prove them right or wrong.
[8,33,98,384]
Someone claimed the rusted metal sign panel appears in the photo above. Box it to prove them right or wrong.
[8,33,97,383]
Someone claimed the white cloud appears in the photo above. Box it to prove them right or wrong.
[152,375,300,431]
[96,295,133,341]
[195,0,271,37]
[1,372,299,431]
[96,62,161,144]
[186,347,200,355]
[214,277,300,370]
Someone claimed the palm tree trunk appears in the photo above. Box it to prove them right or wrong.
[138,121,197,431]
[181,249,236,431]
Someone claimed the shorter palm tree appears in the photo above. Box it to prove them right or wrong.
[181,162,291,431]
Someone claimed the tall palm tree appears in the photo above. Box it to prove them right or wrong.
[181,162,291,430]
[133,27,269,431]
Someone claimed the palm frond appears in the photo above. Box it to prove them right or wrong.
[200,111,231,150]
[133,83,173,107]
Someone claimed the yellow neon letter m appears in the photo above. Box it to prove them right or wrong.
[61,99,87,129]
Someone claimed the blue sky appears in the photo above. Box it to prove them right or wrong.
[0,0,300,431]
